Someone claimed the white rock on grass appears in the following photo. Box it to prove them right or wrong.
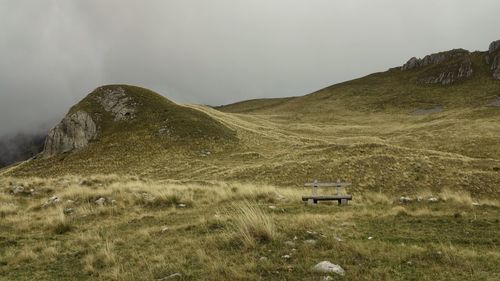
[312,261,345,276]
[95,197,106,206]
[154,273,181,281]
[428,197,439,203]
[43,196,61,207]
[400,196,412,203]
[321,276,334,281]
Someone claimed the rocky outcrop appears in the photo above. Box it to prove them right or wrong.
[43,110,97,156]
[401,49,470,71]
[95,87,135,121]
[488,40,500,80]
[401,49,473,85]
[417,57,473,85]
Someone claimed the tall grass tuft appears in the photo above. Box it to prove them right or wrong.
[439,188,473,207]
[231,201,276,247]
[50,208,73,234]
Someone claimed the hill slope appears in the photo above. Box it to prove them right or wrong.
[10,85,237,176]
[4,41,500,197]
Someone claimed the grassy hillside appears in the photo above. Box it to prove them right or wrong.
[8,85,238,177]
[3,49,500,198]
[1,45,500,281]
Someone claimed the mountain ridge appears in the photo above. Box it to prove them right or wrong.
[3,40,500,197]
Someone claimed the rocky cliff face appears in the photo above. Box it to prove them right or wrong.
[95,86,136,121]
[43,111,97,156]
[488,40,500,80]
[401,49,473,85]
[402,40,500,83]
[417,57,473,85]
[401,49,470,71]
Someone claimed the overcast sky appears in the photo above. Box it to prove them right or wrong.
[1,0,500,136]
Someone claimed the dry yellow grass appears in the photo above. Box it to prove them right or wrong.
[230,201,277,247]
[0,175,499,280]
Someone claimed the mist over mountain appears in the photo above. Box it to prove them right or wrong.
[0,131,46,168]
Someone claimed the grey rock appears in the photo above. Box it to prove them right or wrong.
[11,186,26,195]
[44,110,97,156]
[488,40,500,80]
[401,49,473,84]
[418,57,473,85]
[489,40,500,54]
[284,241,296,247]
[304,239,317,245]
[321,276,334,281]
[428,197,439,203]
[96,87,135,121]
[63,208,74,214]
[154,273,181,281]
[281,254,291,259]
[95,197,106,206]
[491,54,500,80]
[401,57,420,70]
[312,261,345,276]
[43,196,61,207]
[400,196,413,203]
[401,49,469,70]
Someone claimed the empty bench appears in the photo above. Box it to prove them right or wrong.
[302,195,352,205]
[303,179,353,205]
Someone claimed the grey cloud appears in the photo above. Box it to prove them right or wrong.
[1,0,500,136]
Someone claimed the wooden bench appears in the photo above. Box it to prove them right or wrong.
[303,179,353,205]
[302,195,352,205]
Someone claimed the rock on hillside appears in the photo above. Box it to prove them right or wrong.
[401,39,500,84]
[44,111,97,156]
[42,85,236,156]
[488,39,500,80]
[401,49,473,85]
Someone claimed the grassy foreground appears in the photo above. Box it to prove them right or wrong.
[1,175,498,280]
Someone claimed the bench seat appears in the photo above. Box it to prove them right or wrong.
[302,195,352,205]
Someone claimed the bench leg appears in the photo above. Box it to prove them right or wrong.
[307,199,315,205]
[340,199,348,205]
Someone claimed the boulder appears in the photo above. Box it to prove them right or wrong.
[43,110,97,156]
[95,197,106,206]
[43,196,61,207]
[489,40,500,54]
[312,261,345,276]
[401,57,420,70]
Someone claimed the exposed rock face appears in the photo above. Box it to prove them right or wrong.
[488,40,500,80]
[96,87,135,121]
[401,49,473,85]
[418,57,473,85]
[489,40,500,54]
[43,110,97,156]
[401,49,470,71]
